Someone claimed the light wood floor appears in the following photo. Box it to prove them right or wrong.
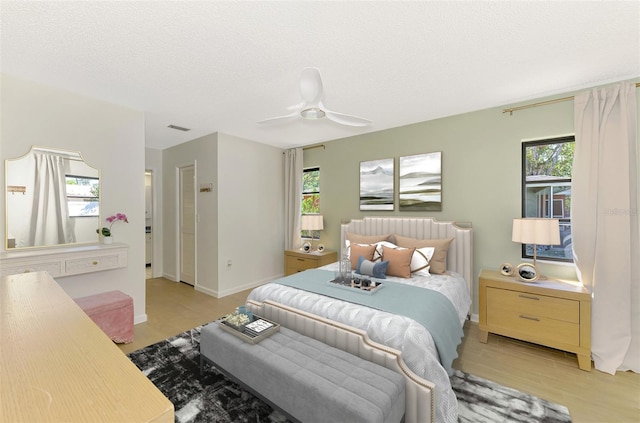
[119,277,639,423]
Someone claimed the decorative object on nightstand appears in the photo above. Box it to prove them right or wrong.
[512,218,560,280]
[316,243,325,252]
[478,268,592,371]
[516,262,539,282]
[500,262,515,276]
[300,214,324,252]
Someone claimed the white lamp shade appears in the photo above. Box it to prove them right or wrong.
[512,218,560,245]
[301,214,324,231]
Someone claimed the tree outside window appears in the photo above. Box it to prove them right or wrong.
[302,167,320,239]
[522,137,574,262]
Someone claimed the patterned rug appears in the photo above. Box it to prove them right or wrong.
[127,324,572,423]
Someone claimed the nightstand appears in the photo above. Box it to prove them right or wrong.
[478,268,592,371]
[284,249,337,276]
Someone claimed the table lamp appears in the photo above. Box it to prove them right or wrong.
[512,218,560,277]
[301,214,324,252]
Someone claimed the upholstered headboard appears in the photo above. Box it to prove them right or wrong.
[340,216,473,297]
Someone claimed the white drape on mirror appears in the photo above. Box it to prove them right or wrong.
[283,148,303,250]
[28,152,75,246]
[572,81,639,374]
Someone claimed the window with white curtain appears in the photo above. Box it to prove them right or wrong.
[522,136,574,262]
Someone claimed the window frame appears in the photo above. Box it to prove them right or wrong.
[301,167,320,240]
[521,136,574,263]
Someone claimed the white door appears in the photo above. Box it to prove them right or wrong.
[179,165,196,285]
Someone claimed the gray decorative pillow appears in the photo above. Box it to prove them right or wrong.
[356,256,389,279]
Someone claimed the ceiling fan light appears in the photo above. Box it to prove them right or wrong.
[300,108,326,120]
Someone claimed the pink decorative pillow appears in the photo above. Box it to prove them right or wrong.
[346,232,392,244]
[349,243,377,270]
[394,235,453,274]
[382,245,415,278]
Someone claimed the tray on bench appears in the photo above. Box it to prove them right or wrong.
[218,315,280,344]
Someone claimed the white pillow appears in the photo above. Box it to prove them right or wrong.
[374,241,434,275]
[411,246,435,276]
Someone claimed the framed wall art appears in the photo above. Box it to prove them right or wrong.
[359,158,394,211]
[399,151,442,211]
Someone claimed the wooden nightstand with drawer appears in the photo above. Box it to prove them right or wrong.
[284,249,337,276]
[478,268,592,371]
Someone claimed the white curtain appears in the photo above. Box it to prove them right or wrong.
[283,148,303,250]
[572,81,639,374]
[29,152,75,246]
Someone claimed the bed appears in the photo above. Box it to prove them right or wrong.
[247,216,473,423]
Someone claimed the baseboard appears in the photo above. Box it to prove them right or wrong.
[162,272,177,281]
[470,313,479,323]
[195,273,285,298]
[134,313,148,325]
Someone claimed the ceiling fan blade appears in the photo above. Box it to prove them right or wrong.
[299,68,323,105]
[257,111,299,125]
[324,109,372,127]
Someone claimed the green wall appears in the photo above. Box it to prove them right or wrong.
[304,95,585,315]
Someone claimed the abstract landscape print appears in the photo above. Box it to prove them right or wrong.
[399,152,442,211]
[359,158,394,211]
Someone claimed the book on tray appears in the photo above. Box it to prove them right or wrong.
[244,319,275,336]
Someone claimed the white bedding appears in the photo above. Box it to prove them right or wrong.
[247,261,471,423]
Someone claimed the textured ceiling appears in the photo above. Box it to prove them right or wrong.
[1,1,638,150]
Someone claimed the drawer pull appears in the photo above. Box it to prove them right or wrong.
[296,258,305,262]
[519,315,540,322]
[518,294,540,301]
[92,261,98,265]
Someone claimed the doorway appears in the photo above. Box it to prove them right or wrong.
[145,170,153,279]
[179,165,196,286]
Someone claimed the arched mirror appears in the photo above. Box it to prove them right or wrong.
[5,146,100,249]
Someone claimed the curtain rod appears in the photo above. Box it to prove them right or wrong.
[303,144,325,151]
[283,144,326,154]
[503,82,640,115]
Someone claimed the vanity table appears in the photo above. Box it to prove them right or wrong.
[0,243,128,278]
[1,271,173,422]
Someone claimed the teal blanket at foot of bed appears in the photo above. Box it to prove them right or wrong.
[273,269,463,375]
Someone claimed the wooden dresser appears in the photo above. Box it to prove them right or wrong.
[478,268,592,371]
[284,249,337,276]
[0,271,174,422]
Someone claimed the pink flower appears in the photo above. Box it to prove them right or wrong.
[97,212,129,237]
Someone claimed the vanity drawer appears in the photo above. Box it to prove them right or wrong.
[65,253,124,275]
[486,287,579,323]
[0,261,63,278]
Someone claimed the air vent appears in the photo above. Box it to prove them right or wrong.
[167,124,191,132]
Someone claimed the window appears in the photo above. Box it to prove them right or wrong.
[66,175,100,217]
[522,136,574,262]
[302,167,320,239]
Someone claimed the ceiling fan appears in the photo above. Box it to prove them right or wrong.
[258,68,372,127]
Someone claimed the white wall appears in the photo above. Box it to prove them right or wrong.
[162,133,219,292]
[216,133,284,296]
[161,132,284,297]
[0,74,148,323]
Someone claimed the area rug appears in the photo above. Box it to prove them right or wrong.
[127,324,572,423]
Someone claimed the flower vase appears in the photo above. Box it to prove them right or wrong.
[102,236,113,245]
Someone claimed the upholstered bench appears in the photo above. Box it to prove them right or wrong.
[200,323,406,423]
[74,290,134,344]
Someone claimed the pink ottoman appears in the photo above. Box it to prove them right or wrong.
[75,290,134,344]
